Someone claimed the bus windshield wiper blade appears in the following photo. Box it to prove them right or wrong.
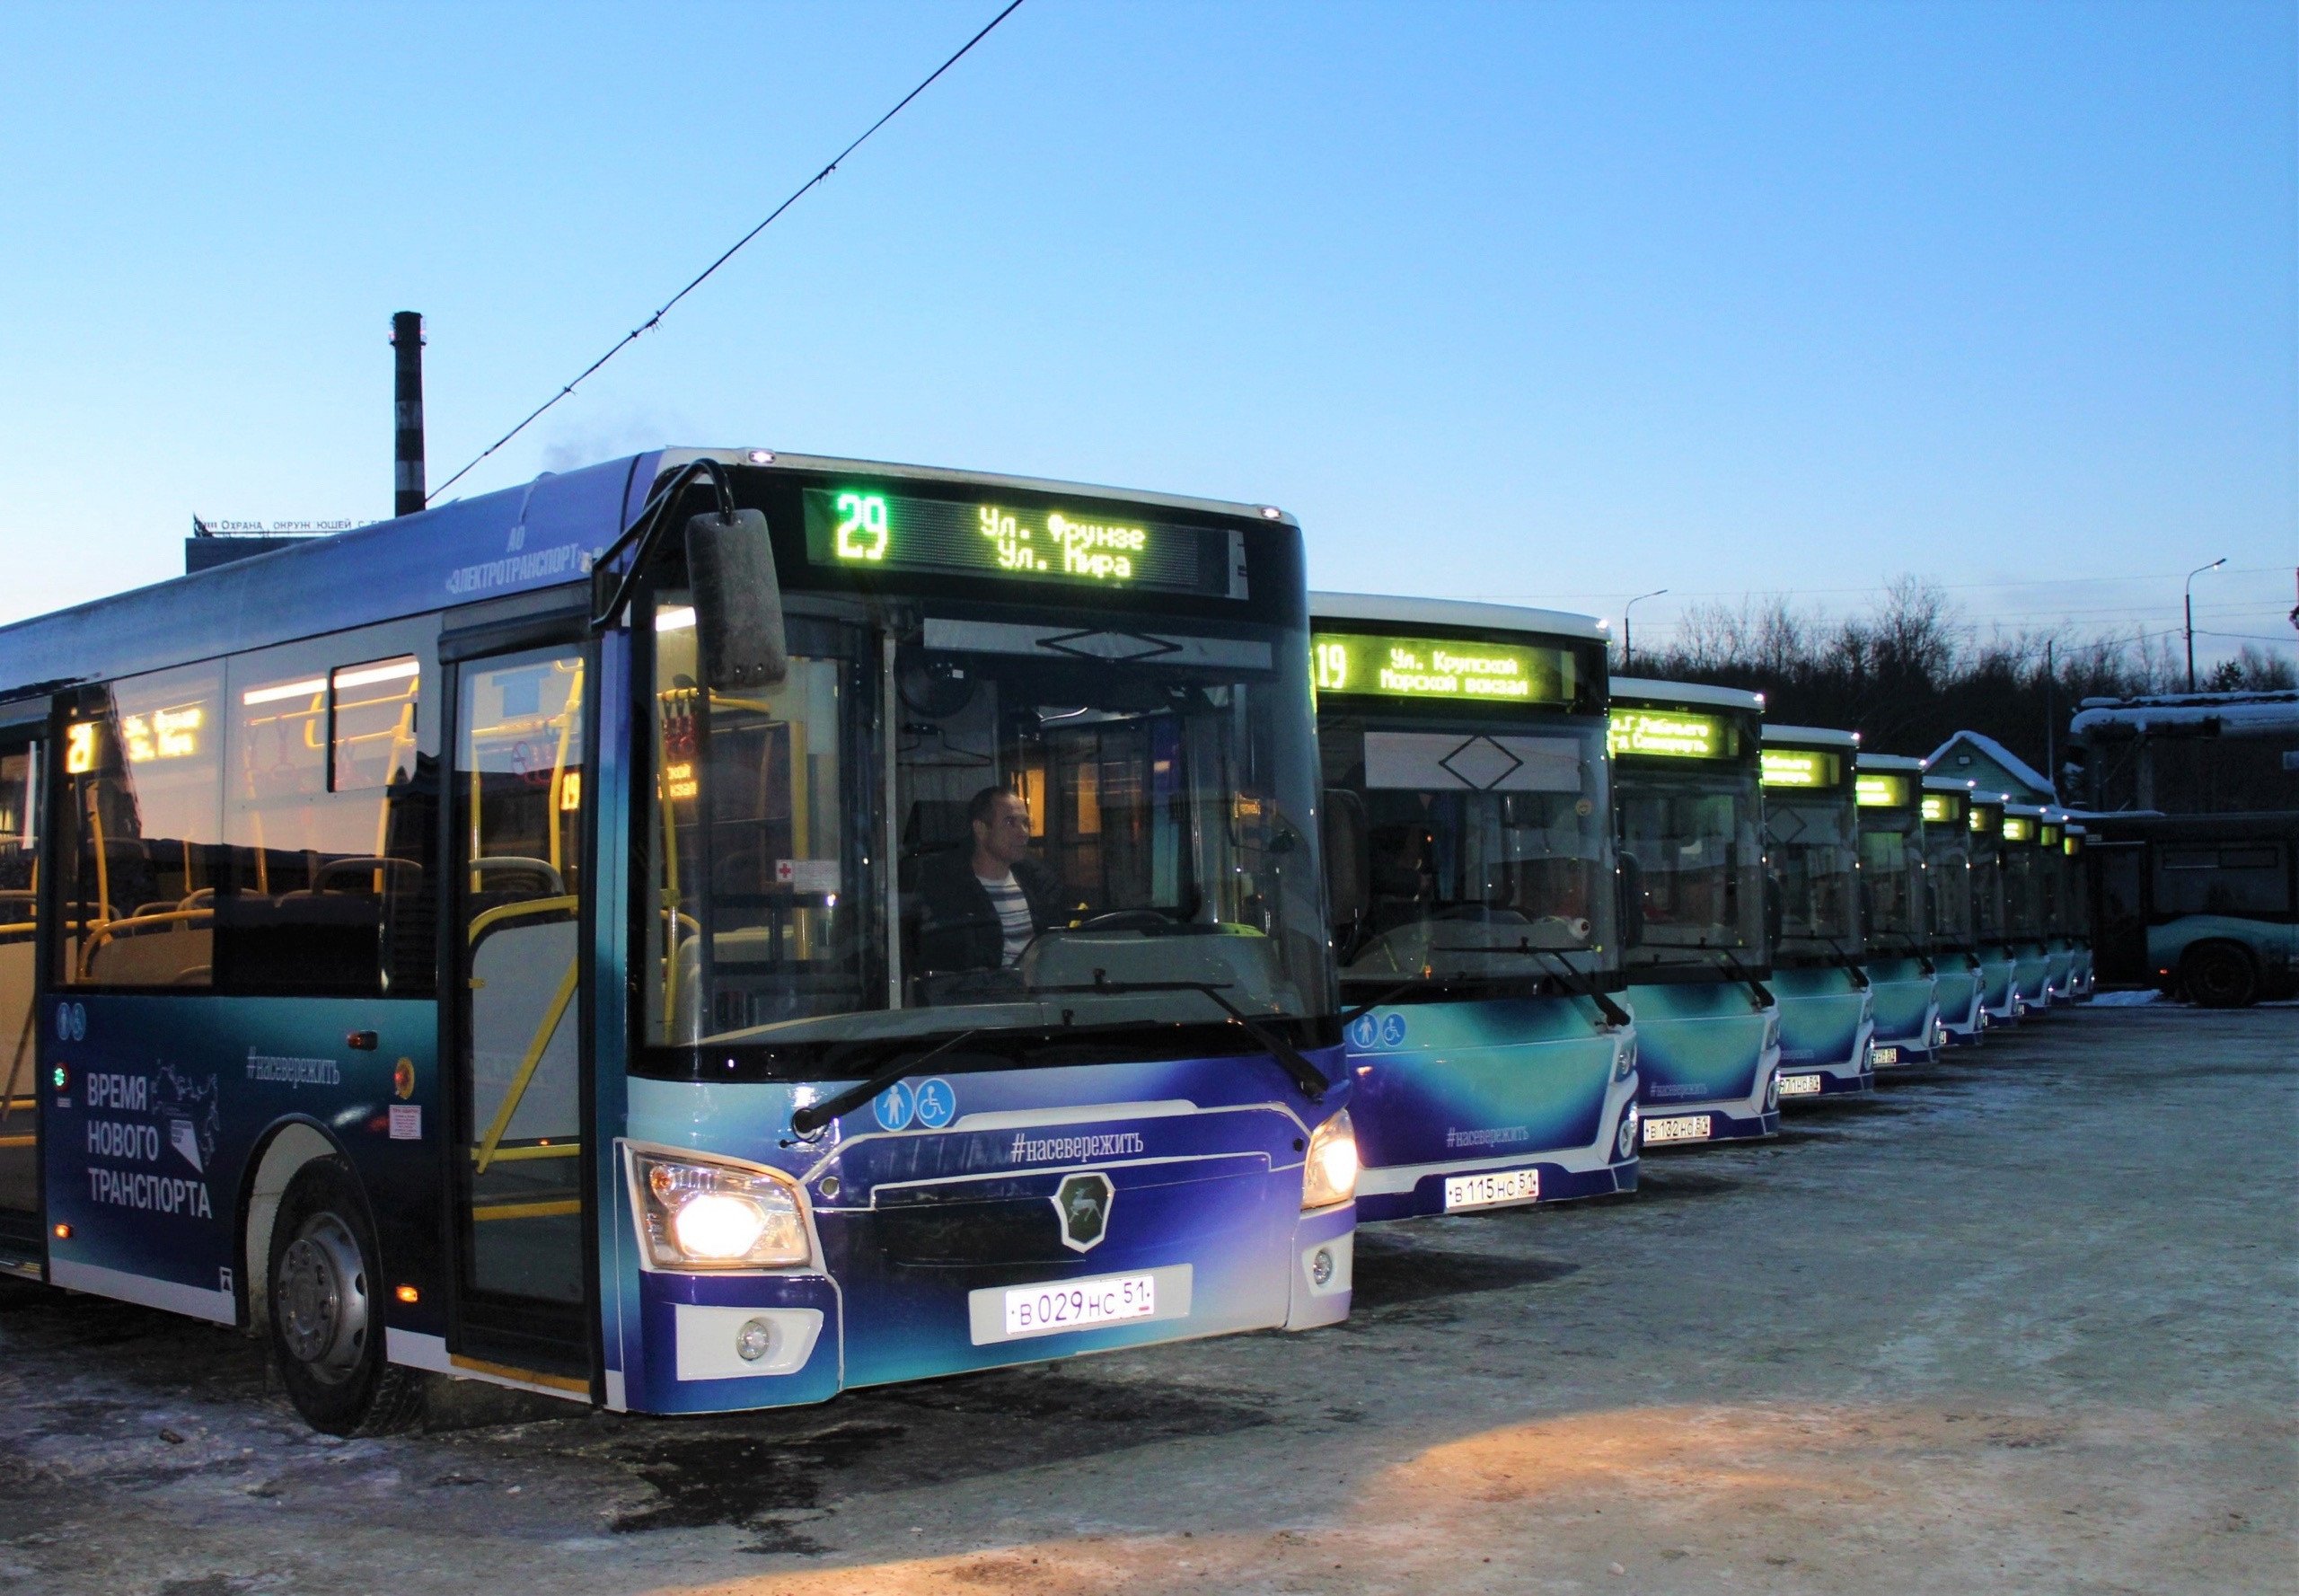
[788,1027,982,1138]
[1425,939,1631,1027]
[1029,976,1328,1100]
[1817,936,1871,989]
[1708,946,1775,1010]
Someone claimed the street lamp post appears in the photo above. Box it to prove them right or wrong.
[1623,588,1668,673]
[2185,557,2226,692]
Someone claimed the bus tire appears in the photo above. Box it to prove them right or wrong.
[2180,941,2259,1010]
[267,1158,424,1435]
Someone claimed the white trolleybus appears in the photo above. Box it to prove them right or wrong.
[0,449,1359,1433]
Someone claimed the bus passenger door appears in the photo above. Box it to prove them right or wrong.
[445,644,593,1389]
[0,734,39,1267]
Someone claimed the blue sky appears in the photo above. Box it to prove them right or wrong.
[1,1,2292,663]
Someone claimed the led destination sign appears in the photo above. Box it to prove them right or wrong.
[804,488,1238,596]
[1761,749,1844,789]
[1608,708,1731,760]
[1309,631,1575,704]
[1856,773,1911,808]
[1921,793,1962,825]
[2001,815,2036,842]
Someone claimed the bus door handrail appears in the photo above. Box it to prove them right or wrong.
[77,907,214,979]
[466,894,583,1176]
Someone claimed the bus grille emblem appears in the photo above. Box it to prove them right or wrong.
[1053,1172,1114,1253]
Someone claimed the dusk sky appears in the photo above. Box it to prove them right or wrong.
[2,1,2292,664]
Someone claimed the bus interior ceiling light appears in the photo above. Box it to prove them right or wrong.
[422,0,1028,505]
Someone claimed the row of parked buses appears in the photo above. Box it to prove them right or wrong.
[0,452,2094,1434]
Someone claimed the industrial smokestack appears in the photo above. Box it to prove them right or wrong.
[391,311,426,516]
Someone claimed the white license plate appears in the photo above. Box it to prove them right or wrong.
[1444,1167,1540,1211]
[1000,1272,1155,1339]
[1643,1114,1713,1144]
[1872,1045,1902,1067]
[1778,1073,1823,1097]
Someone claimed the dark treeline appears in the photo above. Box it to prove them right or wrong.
[1620,577,2296,781]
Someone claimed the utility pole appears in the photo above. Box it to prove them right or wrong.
[2184,556,2225,692]
[2044,639,2056,800]
[1623,588,1667,673]
[392,312,426,516]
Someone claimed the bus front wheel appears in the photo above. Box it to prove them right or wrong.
[267,1158,424,1435]
[2180,942,2259,1010]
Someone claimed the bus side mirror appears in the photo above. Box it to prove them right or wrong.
[1322,788,1370,927]
[684,508,788,692]
[1617,852,1644,948]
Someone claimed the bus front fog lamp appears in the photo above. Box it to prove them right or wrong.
[1301,1110,1358,1209]
[630,1148,810,1270]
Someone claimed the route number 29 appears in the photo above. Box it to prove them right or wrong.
[834,492,889,561]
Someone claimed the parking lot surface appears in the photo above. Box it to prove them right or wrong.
[0,1003,2290,1595]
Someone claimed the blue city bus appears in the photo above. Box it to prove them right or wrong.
[1609,680,1779,1147]
[0,448,1358,1433]
[2062,822,2094,999]
[2039,810,2075,1003]
[1922,779,1986,1045]
[1853,753,1939,1071]
[2003,802,2053,1013]
[2086,810,2299,1007]
[1759,725,1874,1101]
[1969,793,2021,1027]
[1308,595,1636,1220]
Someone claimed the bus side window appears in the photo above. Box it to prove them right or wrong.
[220,630,438,997]
[57,666,225,989]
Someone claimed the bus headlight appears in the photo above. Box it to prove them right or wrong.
[1612,1037,1638,1082]
[630,1148,810,1270]
[1301,1110,1358,1210]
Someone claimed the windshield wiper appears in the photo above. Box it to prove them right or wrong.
[1029,974,1328,1100]
[788,1027,982,1139]
[1708,946,1775,1010]
[1424,939,1631,1027]
[1815,935,1872,989]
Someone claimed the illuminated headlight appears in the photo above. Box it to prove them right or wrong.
[630,1147,810,1270]
[1612,1037,1638,1082]
[1301,1110,1358,1210]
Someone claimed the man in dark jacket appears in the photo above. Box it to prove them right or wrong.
[914,786,1073,974]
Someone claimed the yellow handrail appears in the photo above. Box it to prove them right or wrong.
[472,957,579,1175]
[78,908,212,978]
[467,895,579,946]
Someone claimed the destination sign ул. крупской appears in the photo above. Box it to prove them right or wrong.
[1310,632,1573,703]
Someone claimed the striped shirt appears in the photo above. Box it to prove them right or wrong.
[979,870,1034,967]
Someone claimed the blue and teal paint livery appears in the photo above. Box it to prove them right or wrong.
[1861,956,1939,1068]
[1769,966,1875,1098]
[1339,997,1636,1221]
[606,1050,1353,1415]
[1623,979,1780,1144]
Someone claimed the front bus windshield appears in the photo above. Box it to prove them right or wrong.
[643,598,1332,1057]
[1764,762,1861,959]
[1320,713,1615,992]
[1924,792,1974,948]
[1613,733,1767,973]
[1856,785,1925,956]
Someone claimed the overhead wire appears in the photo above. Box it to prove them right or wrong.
[427,0,1028,505]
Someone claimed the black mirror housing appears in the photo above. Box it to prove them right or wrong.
[684,508,788,692]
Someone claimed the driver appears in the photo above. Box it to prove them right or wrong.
[916,786,1070,973]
